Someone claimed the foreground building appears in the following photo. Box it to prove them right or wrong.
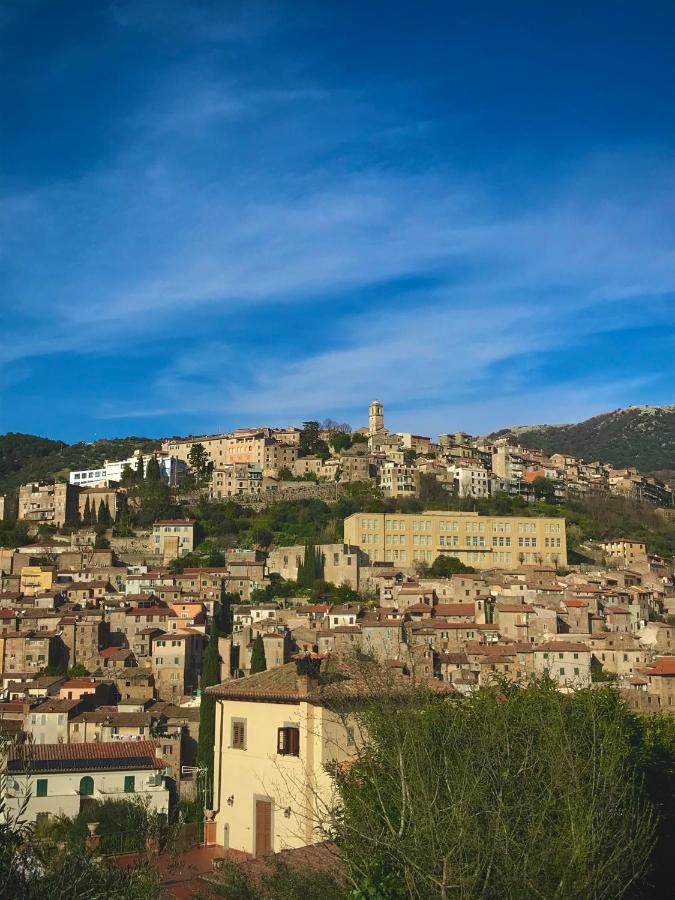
[2,740,169,824]
[205,654,442,857]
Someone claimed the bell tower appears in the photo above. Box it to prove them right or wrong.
[369,400,384,435]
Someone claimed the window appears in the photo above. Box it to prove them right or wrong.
[36,778,48,797]
[277,726,300,756]
[124,775,135,793]
[79,776,94,796]
[232,719,246,749]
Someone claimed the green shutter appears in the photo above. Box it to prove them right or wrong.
[36,778,48,797]
[124,775,135,793]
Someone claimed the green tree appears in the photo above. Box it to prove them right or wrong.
[297,543,323,587]
[197,597,234,807]
[135,454,144,482]
[532,475,556,503]
[418,472,448,505]
[250,633,267,674]
[82,496,92,527]
[428,554,476,576]
[93,530,110,550]
[145,455,161,482]
[188,443,208,478]
[120,463,135,485]
[299,421,322,457]
[351,432,368,444]
[330,676,657,900]
[329,431,352,453]
[97,499,112,527]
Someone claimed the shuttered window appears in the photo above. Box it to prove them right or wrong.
[232,719,246,749]
[277,726,300,756]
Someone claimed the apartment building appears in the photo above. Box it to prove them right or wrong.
[210,463,263,499]
[379,461,419,498]
[343,510,567,570]
[18,482,79,527]
[69,451,186,486]
[152,519,196,559]
[601,539,648,567]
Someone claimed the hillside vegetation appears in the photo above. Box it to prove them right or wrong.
[0,433,160,495]
[491,405,675,475]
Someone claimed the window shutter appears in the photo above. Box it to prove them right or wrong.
[277,727,286,754]
[233,721,245,749]
[289,726,300,757]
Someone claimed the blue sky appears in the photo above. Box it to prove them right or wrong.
[2,1,675,443]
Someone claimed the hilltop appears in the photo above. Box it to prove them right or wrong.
[490,405,675,477]
[0,433,161,495]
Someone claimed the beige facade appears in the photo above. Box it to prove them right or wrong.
[379,462,418,498]
[18,482,78,527]
[78,486,123,522]
[600,540,647,566]
[343,511,567,570]
[207,662,357,856]
[533,641,591,686]
[210,463,262,499]
[152,519,196,559]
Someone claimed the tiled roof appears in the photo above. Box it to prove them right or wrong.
[126,606,176,617]
[206,654,453,705]
[154,519,196,526]
[434,603,475,616]
[645,658,675,676]
[534,641,590,653]
[7,740,162,773]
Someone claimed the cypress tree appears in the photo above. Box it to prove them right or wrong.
[250,633,267,674]
[82,496,92,527]
[197,596,234,808]
[97,499,112,527]
[146,455,161,482]
[135,454,144,481]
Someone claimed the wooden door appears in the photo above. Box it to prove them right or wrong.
[255,800,272,857]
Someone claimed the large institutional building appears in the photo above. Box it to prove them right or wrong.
[343,510,567,569]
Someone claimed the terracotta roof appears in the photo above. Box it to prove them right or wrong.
[154,519,196,526]
[434,603,475,616]
[645,658,675,676]
[7,739,162,773]
[534,641,590,653]
[60,678,98,689]
[606,606,630,614]
[125,606,176,617]
[563,599,588,608]
[206,654,453,705]
[99,647,134,659]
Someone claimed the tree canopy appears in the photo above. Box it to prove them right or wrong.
[329,677,666,900]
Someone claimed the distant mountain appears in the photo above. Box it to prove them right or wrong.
[0,433,161,495]
[490,405,675,476]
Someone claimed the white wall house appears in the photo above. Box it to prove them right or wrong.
[69,452,186,486]
[2,740,169,824]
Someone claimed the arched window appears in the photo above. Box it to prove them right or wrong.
[79,776,94,796]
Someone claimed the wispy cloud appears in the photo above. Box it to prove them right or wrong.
[3,5,675,438]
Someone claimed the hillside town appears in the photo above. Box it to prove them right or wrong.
[0,399,674,881]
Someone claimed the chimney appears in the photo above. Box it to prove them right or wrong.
[294,651,323,696]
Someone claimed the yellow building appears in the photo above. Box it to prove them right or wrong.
[19,565,55,596]
[206,656,358,856]
[343,510,567,569]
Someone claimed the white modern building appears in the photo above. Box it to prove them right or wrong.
[69,451,186,486]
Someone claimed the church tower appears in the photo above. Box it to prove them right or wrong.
[369,400,384,435]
